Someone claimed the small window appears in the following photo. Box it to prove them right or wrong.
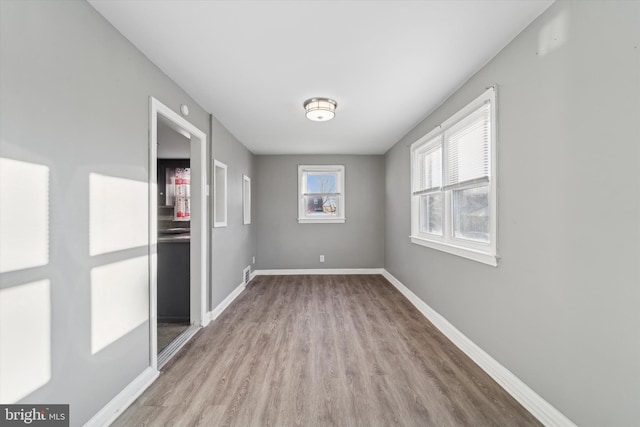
[410,87,497,266]
[242,175,251,225]
[213,159,227,227]
[298,165,345,224]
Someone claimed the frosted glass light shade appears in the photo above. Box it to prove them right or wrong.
[304,98,337,122]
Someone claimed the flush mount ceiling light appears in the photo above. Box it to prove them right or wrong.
[303,97,337,122]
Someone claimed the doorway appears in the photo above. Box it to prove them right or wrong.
[156,153,190,355]
[149,97,207,370]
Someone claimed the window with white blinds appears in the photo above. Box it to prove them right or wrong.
[410,87,497,266]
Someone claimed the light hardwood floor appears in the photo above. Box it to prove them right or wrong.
[114,275,541,426]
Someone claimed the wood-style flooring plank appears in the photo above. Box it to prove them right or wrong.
[113,275,541,427]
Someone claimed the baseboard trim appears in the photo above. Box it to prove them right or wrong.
[83,367,158,427]
[381,269,576,427]
[207,280,246,323]
[253,268,384,276]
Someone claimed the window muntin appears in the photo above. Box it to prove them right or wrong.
[410,87,496,266]
[298,165,345,223]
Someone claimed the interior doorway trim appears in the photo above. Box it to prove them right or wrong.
[149,97,208,370]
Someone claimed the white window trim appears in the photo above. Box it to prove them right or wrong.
[410,86,498,266]
[297,165,346,224]
[213,159,228,227]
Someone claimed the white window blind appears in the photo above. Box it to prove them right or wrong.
[445,102,491,190]
[413,137,442,195]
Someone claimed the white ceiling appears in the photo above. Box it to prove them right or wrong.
[89,0,553,155]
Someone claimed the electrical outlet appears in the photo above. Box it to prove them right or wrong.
[252,256,255,264]
[320,255,325,263]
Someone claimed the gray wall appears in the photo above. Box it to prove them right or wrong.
[255,155,384,269]
[210,116,256,308]
[384,1,640,425]
[0,1,253,425]
[158,121,191,159]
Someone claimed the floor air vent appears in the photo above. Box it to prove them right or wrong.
[243,266,251,285]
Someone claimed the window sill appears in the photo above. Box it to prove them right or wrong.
[298,218,346,224]
[410,236,497,267]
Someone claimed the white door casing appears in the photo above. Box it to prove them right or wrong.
[149,97,207,370]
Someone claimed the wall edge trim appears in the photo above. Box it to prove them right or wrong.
[83,367,159,427]
[381,269,576,427]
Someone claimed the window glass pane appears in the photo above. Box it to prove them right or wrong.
[414,138,442,192]
[453,185,489,242]
[420,193,443,235]
[307,174,337,194]
[305,195,338,216]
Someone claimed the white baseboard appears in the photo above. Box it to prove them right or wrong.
[201,313,211,327]
[381,270,575,427]
[207,280,246,323]
[83,367,158,427]
[253,268,384,276]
